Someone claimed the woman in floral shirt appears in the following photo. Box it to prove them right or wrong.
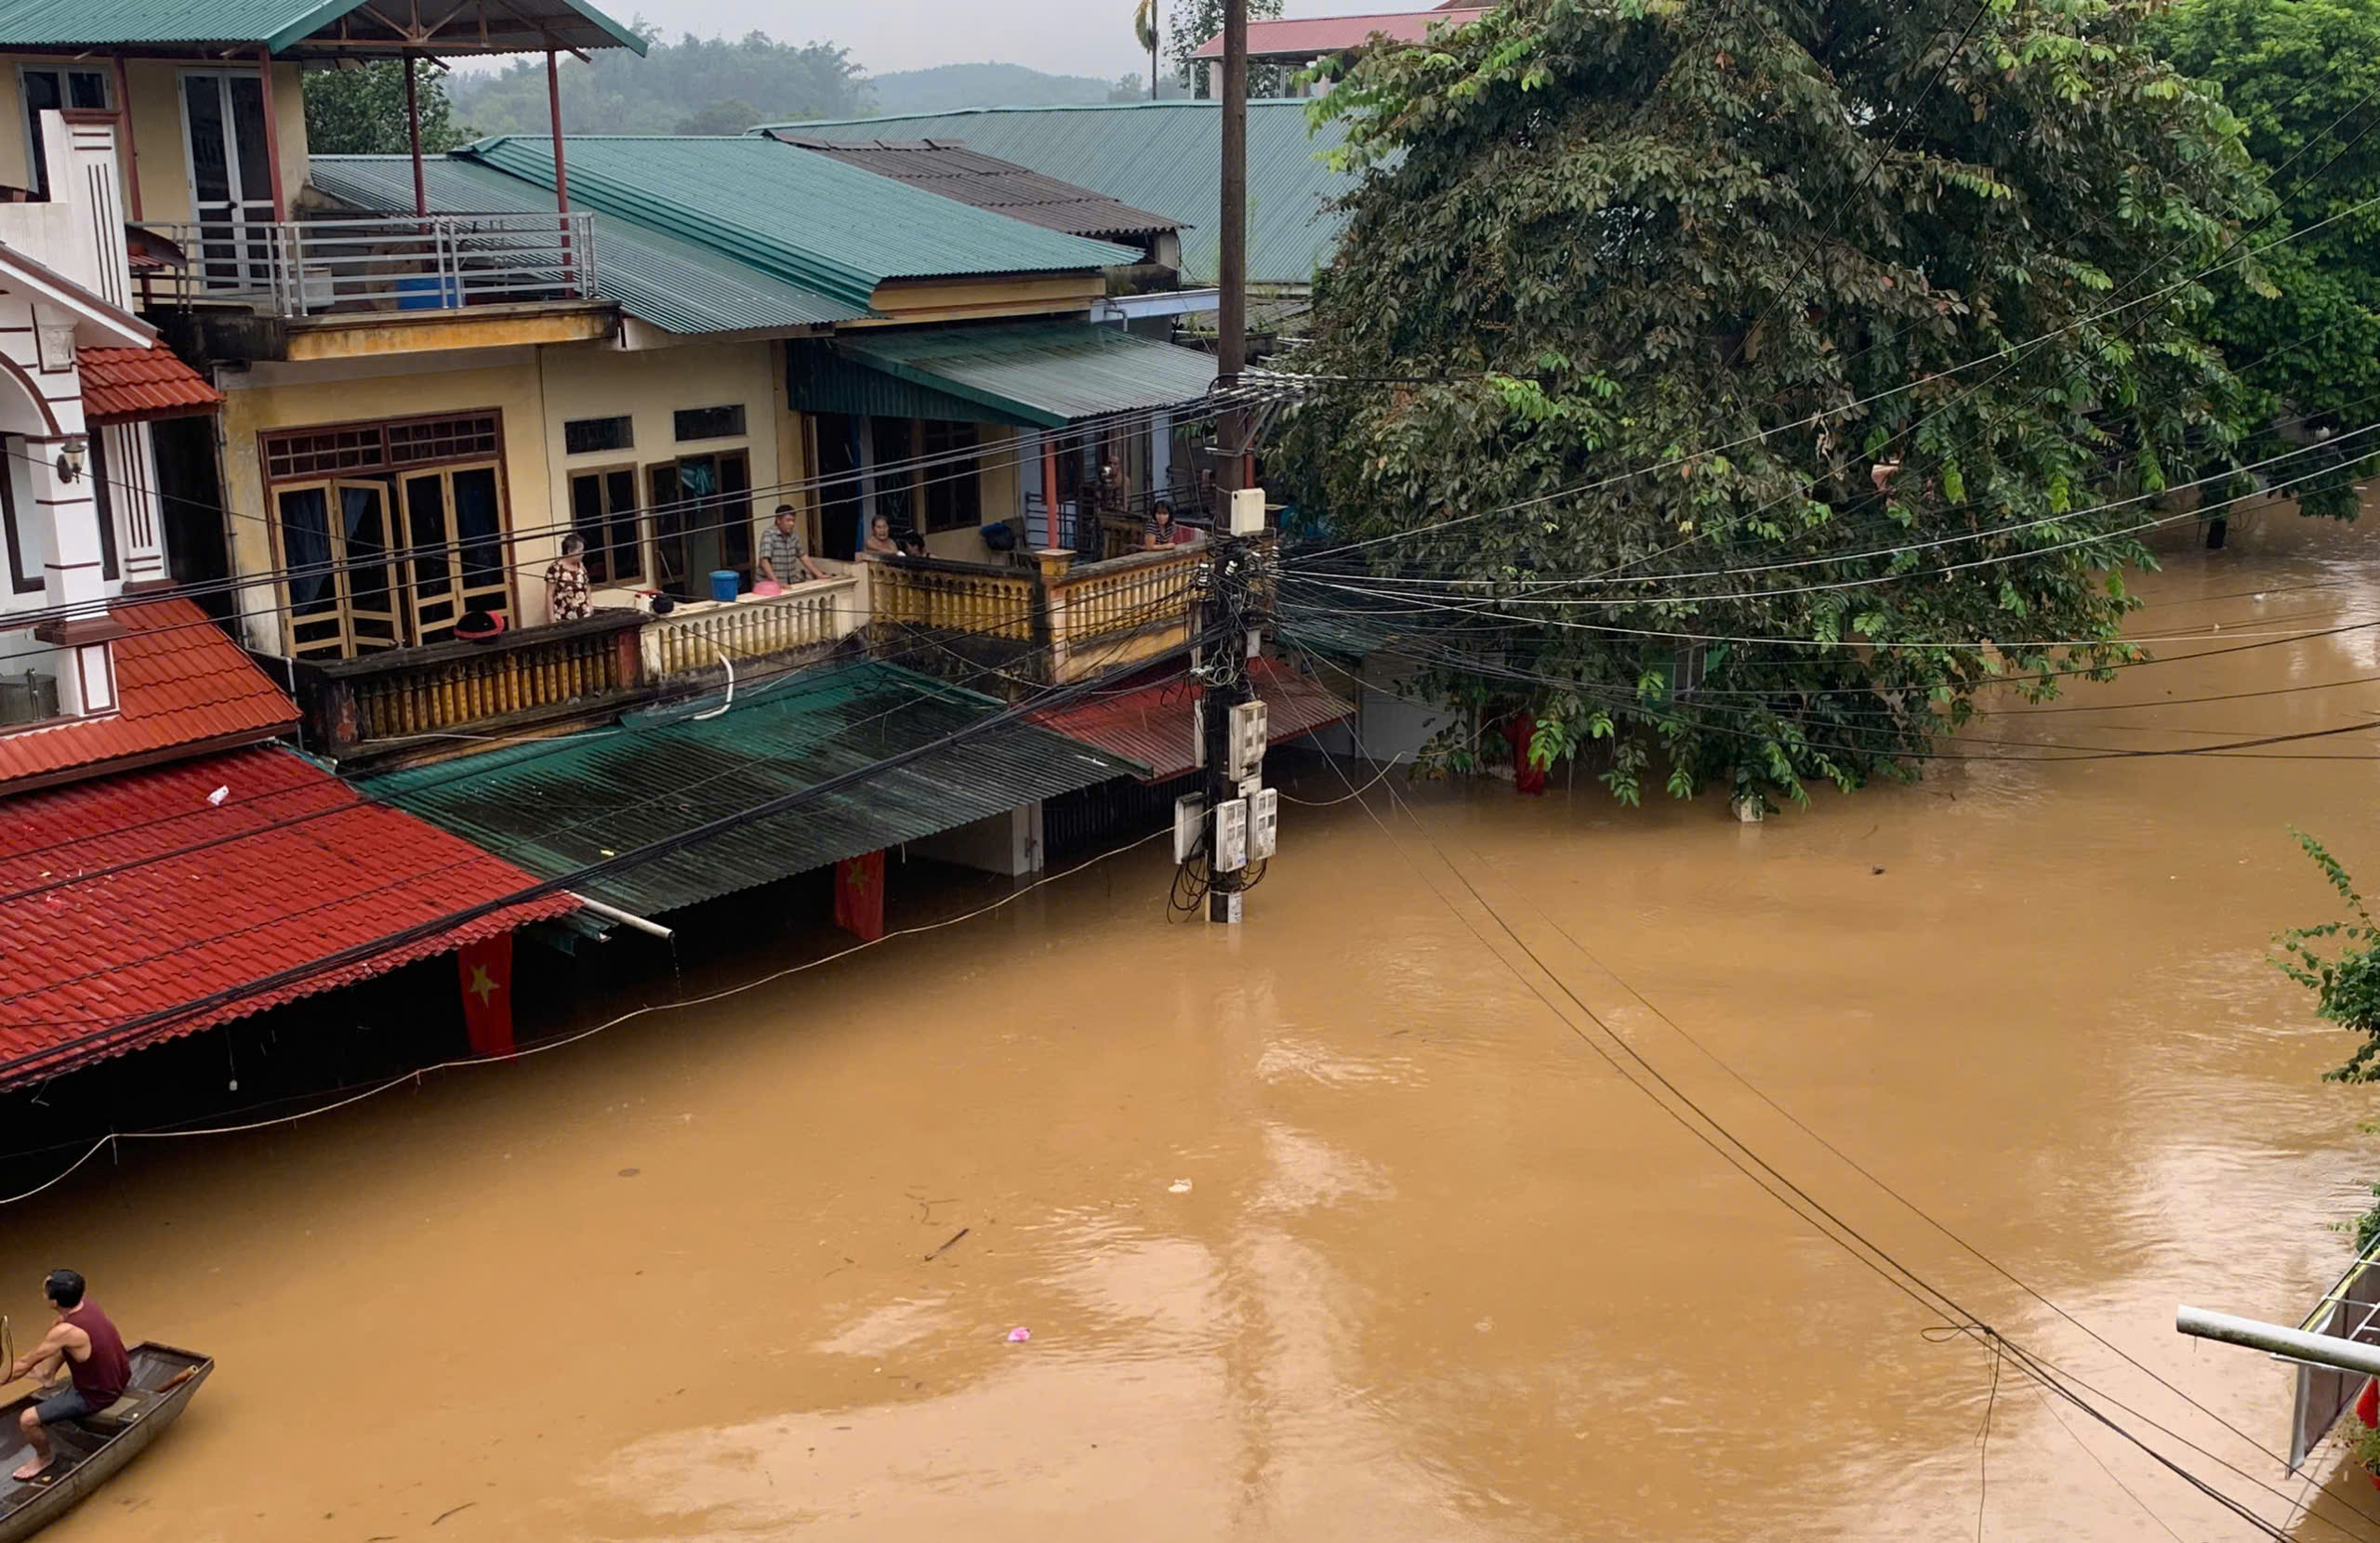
[546,532,592,622]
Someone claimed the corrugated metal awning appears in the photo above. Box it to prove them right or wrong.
[1029,659,1354,783]
[359,663,1147,917]
[792,322,1222,429]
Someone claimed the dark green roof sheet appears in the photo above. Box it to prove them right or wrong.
[770,101,1356,288]
[307,155,864,333]
[359,663,1144,917]
[455,136,1143,312]
[817,322,1221,429]
[0,0,644,56]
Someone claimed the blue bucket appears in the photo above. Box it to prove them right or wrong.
[395,274,463,310]
[708,570,740,603]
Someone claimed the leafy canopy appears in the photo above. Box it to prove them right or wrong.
[2150,0,2380,520]
[302,60,468,157]
[2274,831,2380,1083]
[1285,0,2267,808]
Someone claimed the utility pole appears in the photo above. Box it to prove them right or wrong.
[1191,0,1276,925]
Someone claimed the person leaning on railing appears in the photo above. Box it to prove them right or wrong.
[1144,500,1197,550]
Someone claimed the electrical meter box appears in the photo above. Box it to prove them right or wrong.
[1226,699,1269,781]
[1213,798,1250,872]
[1249,786,1279,861]
[1227,486,1266,536]
[1173,793,1207,863]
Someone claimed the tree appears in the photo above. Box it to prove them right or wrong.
[675,98,763,136]
[2151,0,2380,521]
[1167,0,1284,97]
[1281,0,2267,810]
[302,59,468,156]
[445,32,865,136]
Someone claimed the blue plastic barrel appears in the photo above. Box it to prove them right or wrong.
[708,570,740,603]
[395,274,463,310]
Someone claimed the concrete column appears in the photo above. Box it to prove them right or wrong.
[104,421,164,581]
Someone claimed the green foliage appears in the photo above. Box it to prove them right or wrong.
[870,62,1138,114]
[1168,0,1288,95]
[302,60,468,156]
[2273,830,2380,1081]
[445,31,865,136]
[2150,0,2380,520]
[1283,0,2268,806]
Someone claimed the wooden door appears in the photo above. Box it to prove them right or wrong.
[400,464,512,645]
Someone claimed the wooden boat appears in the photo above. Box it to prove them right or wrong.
[0,1343,211,1542]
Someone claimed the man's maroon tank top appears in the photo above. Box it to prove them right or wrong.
[61,1303,129,1405]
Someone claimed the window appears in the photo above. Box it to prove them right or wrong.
[569,468,642,585]
[1,462,41,594]
[89,431,119,583]
[563,415,634,455]
[673,404,747,442]
[261,411,511,657]
[19,68,109,201]
[648,450,751,598]
[920,421,981,534]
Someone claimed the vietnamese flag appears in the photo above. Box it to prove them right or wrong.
[456,933,516,1058]
[834,850,886,943]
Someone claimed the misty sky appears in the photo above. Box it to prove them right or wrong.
[541,0,1424,84]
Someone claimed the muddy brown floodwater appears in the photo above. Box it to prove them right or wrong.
[19,505,2380,1542]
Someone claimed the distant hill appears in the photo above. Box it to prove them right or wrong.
[867,62,1153,116]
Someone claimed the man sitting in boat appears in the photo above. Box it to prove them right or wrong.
[6,1272,129,1481]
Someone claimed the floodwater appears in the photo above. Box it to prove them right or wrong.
[20,503,2380,1542]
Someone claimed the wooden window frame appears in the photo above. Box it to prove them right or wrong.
[672,403,747,443]
[562,415,635,456]
[567,462,645,587]
[918,419,982,535]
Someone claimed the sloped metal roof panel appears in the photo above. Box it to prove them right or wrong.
[457,136,1142,311]
[775,138,1185,241]
[0,0,644,54]
[360,663,1144,917]
[836,322,1220,429]
[307,155,865,333]
[771,102,1357,287]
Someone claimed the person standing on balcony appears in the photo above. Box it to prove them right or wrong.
[760,506,827,586]
[1144,500,1195,549]
[545,534,592,623]
[863,513,900,558]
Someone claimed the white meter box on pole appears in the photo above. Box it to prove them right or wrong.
[1213,798,1250,872]
[1226,699,1268,781]
[1249,786,1279,861]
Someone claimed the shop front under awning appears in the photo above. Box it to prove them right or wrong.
[360,663,1148,919]
[1029,658,1354,783]
[787,321,1221,429]
[0,745,575,1090]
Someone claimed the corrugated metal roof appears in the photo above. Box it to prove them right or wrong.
[456,136,1141,311]
[771,102,1356,287]
[774,138,1185,242]
[0,744,575,1089]
[835,322,1220,429]
[77,344,221,424]
[1190,7,1486,58]
[0,0,644,55]
[307,155,865,333]
[0,597,298,795]
[360,662,1144,917]
[1029,658,1353,782]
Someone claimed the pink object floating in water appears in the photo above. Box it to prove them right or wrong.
[1006,1326,1031,1343]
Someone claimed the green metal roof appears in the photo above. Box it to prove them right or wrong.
[0,0,644,55]
[307,155,864,334]
[769,102,1357,288]
[820,322,1221,430]
[359,662,1144,917]
[456,136,1142,312]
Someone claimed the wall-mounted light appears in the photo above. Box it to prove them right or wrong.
[55,435,86,484]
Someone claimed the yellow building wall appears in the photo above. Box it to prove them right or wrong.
[217,355,551,653]
[537,338,785,588]
[0,56,308,223]
[921,425,1028,563]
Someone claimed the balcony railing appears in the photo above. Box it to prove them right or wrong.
[290,611,648,765]
[150,212,598,318]
[641,575,863,684]
[867,542,1211,692]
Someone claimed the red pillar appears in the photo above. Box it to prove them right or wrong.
[404,52,428,218]
[111,56,140,219]
[253,48,286,221]
[547,48,574,292]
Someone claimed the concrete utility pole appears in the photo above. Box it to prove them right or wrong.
[2176,1303,2380,1377]
[1194,0,1275,925]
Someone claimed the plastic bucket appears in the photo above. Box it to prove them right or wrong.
[708,570,740,603]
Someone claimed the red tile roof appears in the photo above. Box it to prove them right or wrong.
[76,344,221,425]
[1030,657,1353,781]
[0,597,299,794]
[1192,7,1487,58]
[0,744,575,1088]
